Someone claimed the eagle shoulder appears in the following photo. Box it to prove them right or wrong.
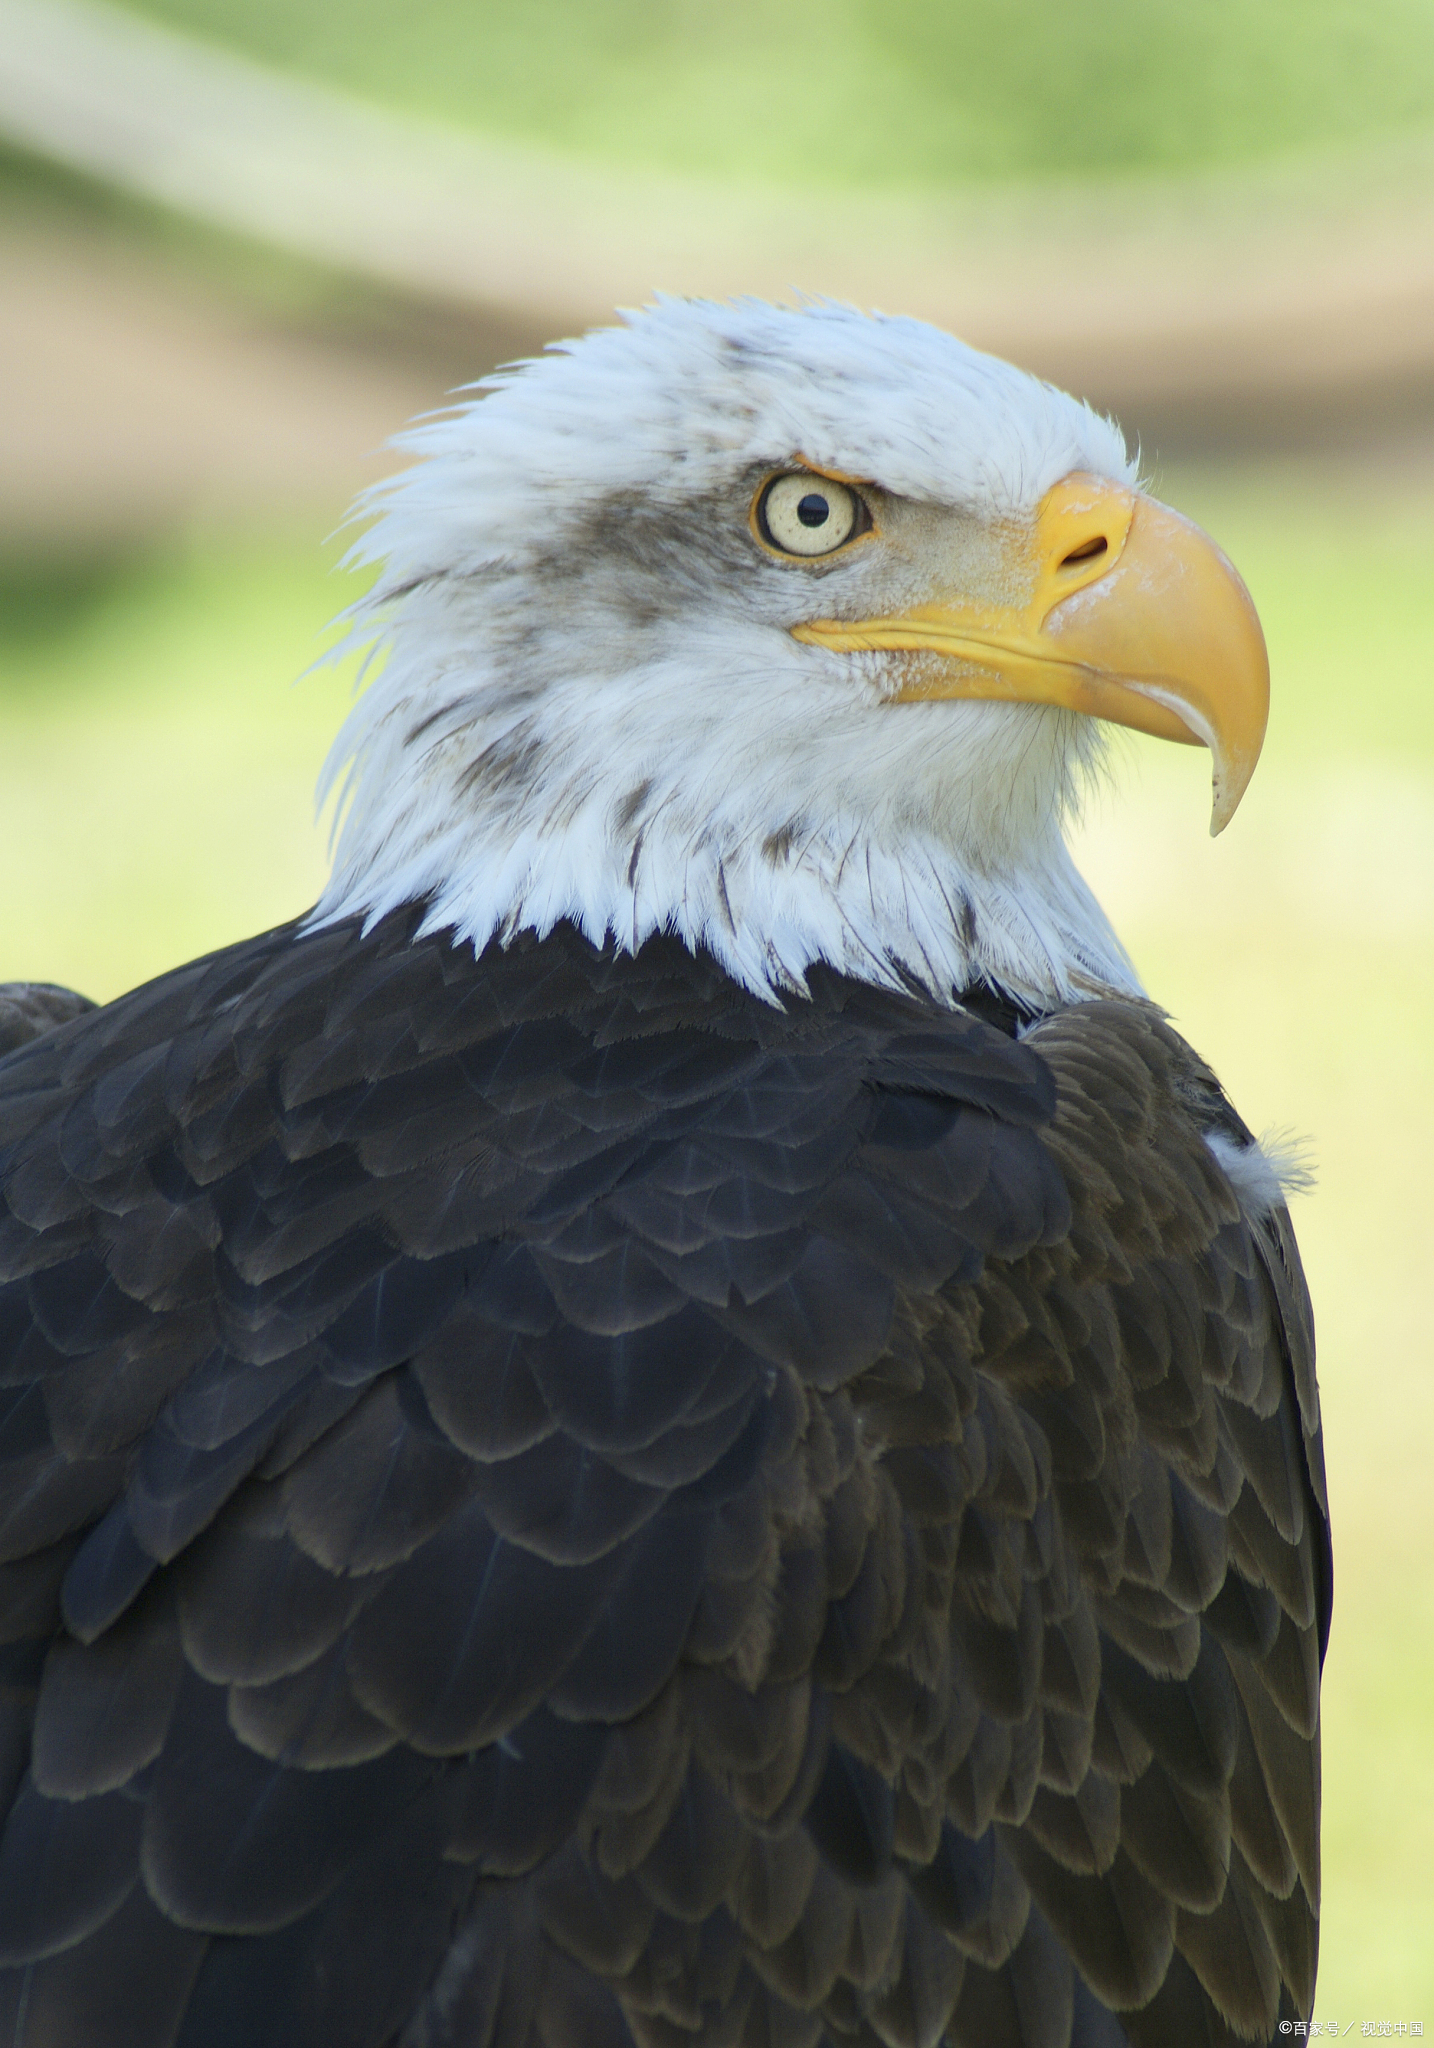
[0,983,95,1061]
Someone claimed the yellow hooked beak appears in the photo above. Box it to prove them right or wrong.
[792,473,1270,834]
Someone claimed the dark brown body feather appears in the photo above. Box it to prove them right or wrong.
[0,909,1330,2048]
[0,986,95,1061]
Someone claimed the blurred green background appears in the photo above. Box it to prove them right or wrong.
[120,0,1434,182]
[2,0,1433,2027]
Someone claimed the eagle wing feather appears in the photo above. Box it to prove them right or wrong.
[0,912,1328,2048]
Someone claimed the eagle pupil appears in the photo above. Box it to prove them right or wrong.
[797,494,830,527]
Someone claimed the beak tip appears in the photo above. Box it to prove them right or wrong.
[1208,735,1262,836]
[1209,773,1242,837]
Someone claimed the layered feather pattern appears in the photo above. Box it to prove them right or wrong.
[0,911,1329,2048]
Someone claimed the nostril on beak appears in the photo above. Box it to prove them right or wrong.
[1060,535,1108,567]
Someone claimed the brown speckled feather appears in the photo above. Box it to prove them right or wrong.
[0,912,1329,2048]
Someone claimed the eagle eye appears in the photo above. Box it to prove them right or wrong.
[757,473,868,558]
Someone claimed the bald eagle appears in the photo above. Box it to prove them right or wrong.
[0,301,1328,2048]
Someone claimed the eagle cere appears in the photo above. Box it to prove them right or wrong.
[0,299,1328,2048]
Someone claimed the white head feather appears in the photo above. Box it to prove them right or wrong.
[314,296,1142,1009]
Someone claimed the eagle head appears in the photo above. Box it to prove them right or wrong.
[315,297,1268,1010]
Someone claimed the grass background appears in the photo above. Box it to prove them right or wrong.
[1,459,1431,2021]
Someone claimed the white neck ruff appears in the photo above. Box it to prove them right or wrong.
[313,607,1141,1012]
